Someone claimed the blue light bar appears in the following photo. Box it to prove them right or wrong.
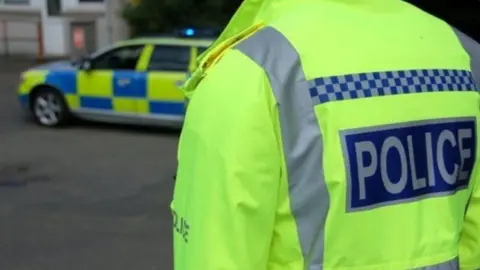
[184,28,195,36]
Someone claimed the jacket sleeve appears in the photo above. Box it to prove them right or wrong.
[172,48,282,270]
[454,29,480,270]
[460,179,480,269]
[452,28,480,88]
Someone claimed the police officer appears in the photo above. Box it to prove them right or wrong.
[172,0,480,269]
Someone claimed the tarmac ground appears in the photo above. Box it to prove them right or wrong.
[0,57,177,270]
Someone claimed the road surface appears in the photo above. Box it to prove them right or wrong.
[0,58,176,270]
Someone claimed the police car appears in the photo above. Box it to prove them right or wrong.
[17,29,214,128]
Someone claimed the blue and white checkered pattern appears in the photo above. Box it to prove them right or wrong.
[41,70,185,115]
[308,69,478,105]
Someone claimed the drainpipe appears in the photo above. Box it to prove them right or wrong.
[37,20,44,62]
[1,20,8,56]
[105,0,114,44]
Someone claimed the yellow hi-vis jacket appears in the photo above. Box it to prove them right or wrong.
[172,0,480,269]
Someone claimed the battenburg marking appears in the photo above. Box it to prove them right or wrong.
[341,118,476,212]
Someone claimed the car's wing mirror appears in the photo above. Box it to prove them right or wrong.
[79,57,92,71]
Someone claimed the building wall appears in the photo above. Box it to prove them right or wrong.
[0,20,5,54]
[96,16,108,49]
[55,0,106,56]
[35,0,68,56]
[4,21,38,55]
[43,18,68,56]
[63,0,104,10]
[0,0,128,57]
[0,0,43,56]
[106,0,129,43]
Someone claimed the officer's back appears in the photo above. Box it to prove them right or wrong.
[173,0,480,269]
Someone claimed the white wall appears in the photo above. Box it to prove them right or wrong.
[0,0,67,56]
[63,0,105,10]
[29,0,45,9]
[42,0,106,56]
[106,0,129,43]
[61,0,107,56]
[43,18,68,56]
[96,16,108,49]
[0,0,124,57]
[62,0,78,9]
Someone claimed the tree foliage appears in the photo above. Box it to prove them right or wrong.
[123,0,480,42]
[407,0,480,42]
[122,0,243,37]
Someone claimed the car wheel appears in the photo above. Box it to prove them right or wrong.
[31,88,70,127]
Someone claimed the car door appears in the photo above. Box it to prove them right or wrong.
[142,45,192,120]
[77,45,146,115]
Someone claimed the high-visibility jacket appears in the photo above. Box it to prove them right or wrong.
[172,0,480,269]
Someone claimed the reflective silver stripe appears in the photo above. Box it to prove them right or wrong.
[235,26,466,269]
[452,27,480,89]
[235,27,329,268]
[413,257,459,270]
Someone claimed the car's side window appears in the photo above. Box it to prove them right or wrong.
[197,47,209,56]
[91,45,145,71]
[147,45,191,72]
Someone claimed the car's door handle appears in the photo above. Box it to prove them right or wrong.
[117,78,131,86]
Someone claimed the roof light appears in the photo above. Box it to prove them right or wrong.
[184,28,195,36]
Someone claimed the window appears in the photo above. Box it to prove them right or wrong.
[198,47,209,55]
[147,45,191,72]
[1,0,29,4]
[47,0,61,16]
[91,45,144,70]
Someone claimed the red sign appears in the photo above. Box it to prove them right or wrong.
[73,27,85,49]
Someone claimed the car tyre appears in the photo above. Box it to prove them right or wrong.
[31,88,71,128]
